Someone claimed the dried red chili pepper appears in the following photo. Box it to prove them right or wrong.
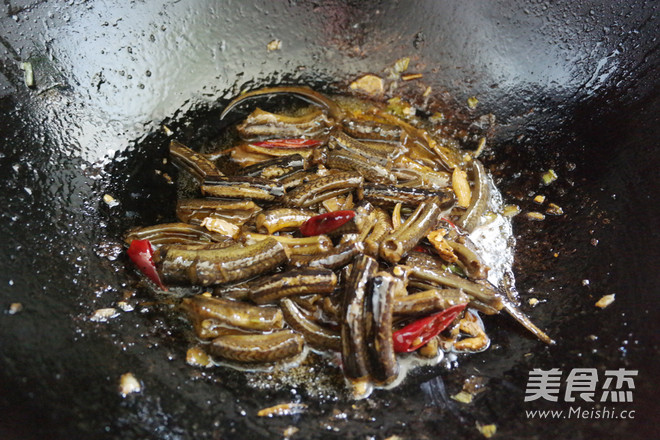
[127,239,167,290]
[251,138,322,149]
[392,303,467,352]
[300,210,355,236]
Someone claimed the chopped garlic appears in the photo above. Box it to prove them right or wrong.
[451,390,473,404]
[266,39,282,51]
[186,346,212,368]
[90,307,118,322]
[546,203,564,216]
[117,301,134,312]
[393,57,410,73]
[525,211,545,221]
[386,97,415,117]
[476,423,497,438]
[595,294,615,309]
[429,112,445,124]
[283,426,299,438]
[103,194,119,208]
[257,402,308,417]
[119,372,141,396]
[341,193,354,210]
[418,337,439,358]
[349,74,384,97]
[542,169,558,185]
[502,204,521,217]
[533,194,546,204]
[322,196,344,212]
[528,298,539,307]
[8,302,23,314]
[467,96,479,109]
[21,61,34,88]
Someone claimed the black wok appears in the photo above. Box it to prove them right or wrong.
[0,1,658,439]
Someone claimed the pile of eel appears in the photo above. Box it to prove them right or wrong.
[124,86,553,398]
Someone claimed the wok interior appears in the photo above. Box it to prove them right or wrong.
[0,1,657,439]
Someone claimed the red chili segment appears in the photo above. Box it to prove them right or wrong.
[127,239,167,290]
[392,303,467,352]
[300,210,356,236]
[412,245,433,254]
[441,217,458,230]
[251,138,322,149]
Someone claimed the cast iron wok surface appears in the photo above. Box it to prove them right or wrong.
[0,1,658,439]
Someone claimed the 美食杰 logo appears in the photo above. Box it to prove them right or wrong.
[524,368,638,420]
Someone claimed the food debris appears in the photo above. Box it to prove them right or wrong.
[476,422,497,438]
[119,372,141,396]
[401,73,423,81]
[429,112,445,124]
[201,217,240,239]
[90,307,119,322]
[454,311,490,352]
[502,204,521,217]
[541,169,558,185]
[116,301,134,312]
[528,298,539,307]
[545,203,564,216]
[393,57,410,73]
[533,194,546,204]
[103,194,119,208]
[595,294,615,309]
[427,229,458,263]
[525,211,545,221]
[472,137,487,158]
[451,390,473,404]
[257,402,308,417]
[386,96,415,117]
[186,346,212,368]
[267,39,282,51]
[20,61,34,88]
[467,96,479,109]
[162,125,174,136]
[418,336,439,358]
[283,426,299,438]
[452,167,471,208]
[7,302,23,314]
[349,74,384,97]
